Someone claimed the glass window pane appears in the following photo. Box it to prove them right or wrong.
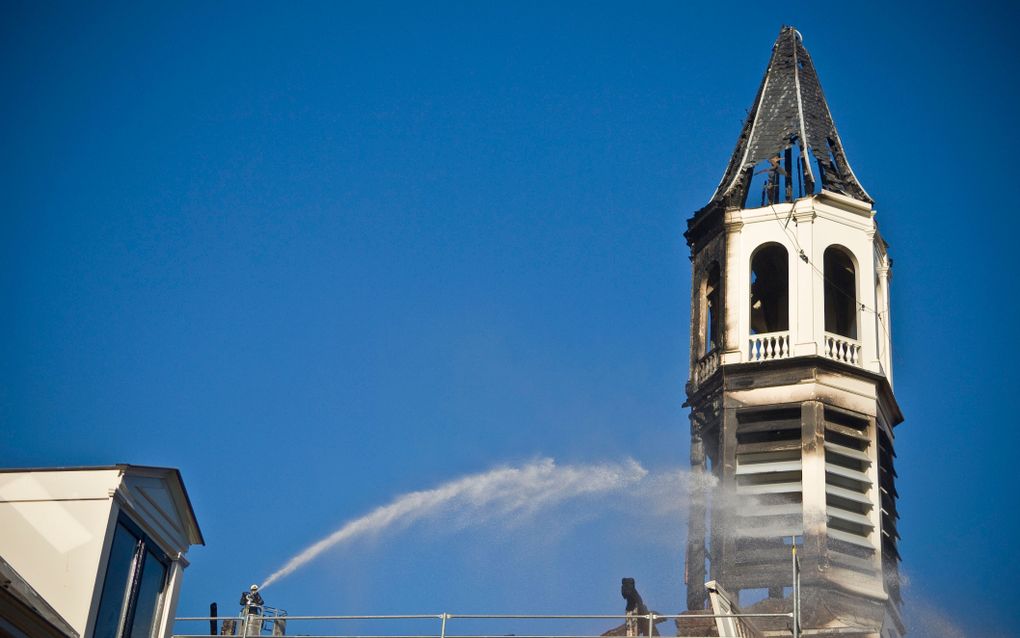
[93,524,140,638]
[127,550,168,638]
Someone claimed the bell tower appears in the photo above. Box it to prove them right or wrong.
[683,27,903,638]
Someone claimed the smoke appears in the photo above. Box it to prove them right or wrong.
[260,458,711,590]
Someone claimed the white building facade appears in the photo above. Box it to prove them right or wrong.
[0,465,203,638]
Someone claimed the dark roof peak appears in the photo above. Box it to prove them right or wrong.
[707,26,871,209]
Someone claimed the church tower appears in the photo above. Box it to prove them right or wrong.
[683,27,903,637]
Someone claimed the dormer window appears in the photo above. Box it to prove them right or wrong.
[93,517,170,638]
[0,466,202,638]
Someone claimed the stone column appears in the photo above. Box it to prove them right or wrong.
[685,429,707,610]
[876,261,892,383]
[793,204,817,356]
[800,401,827,569]
[721,213,743,365]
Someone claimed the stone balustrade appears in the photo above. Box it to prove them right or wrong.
[691,331,866,384]
[692,349,720,386]
[824,333,862,366]
[748,332,791,362]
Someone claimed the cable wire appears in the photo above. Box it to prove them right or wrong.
[766,203,892,347]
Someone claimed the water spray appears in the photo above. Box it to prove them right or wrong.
[259,457,702,590]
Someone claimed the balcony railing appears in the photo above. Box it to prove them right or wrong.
[748,332,791,362]
[692,349,720,386]
[824,333,862,366]
[689,332,868,378]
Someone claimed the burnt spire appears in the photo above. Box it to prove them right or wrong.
[709,26,871,208]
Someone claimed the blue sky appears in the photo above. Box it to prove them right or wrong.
[2,1,1018,636]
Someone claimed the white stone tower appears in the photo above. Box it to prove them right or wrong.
[683,27,903,638]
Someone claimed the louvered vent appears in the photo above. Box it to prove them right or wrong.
[824,408,877,575]
[878,427,901,603]
[734,408,803,566]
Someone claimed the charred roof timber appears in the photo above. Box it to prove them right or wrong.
[699,26,870,218]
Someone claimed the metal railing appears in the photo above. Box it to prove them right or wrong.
[172,610,796,638]
[177,547,802,638]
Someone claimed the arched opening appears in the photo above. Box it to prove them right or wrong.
[705,262,722,354]
[750,244,789,334]
[824,246,857,339]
